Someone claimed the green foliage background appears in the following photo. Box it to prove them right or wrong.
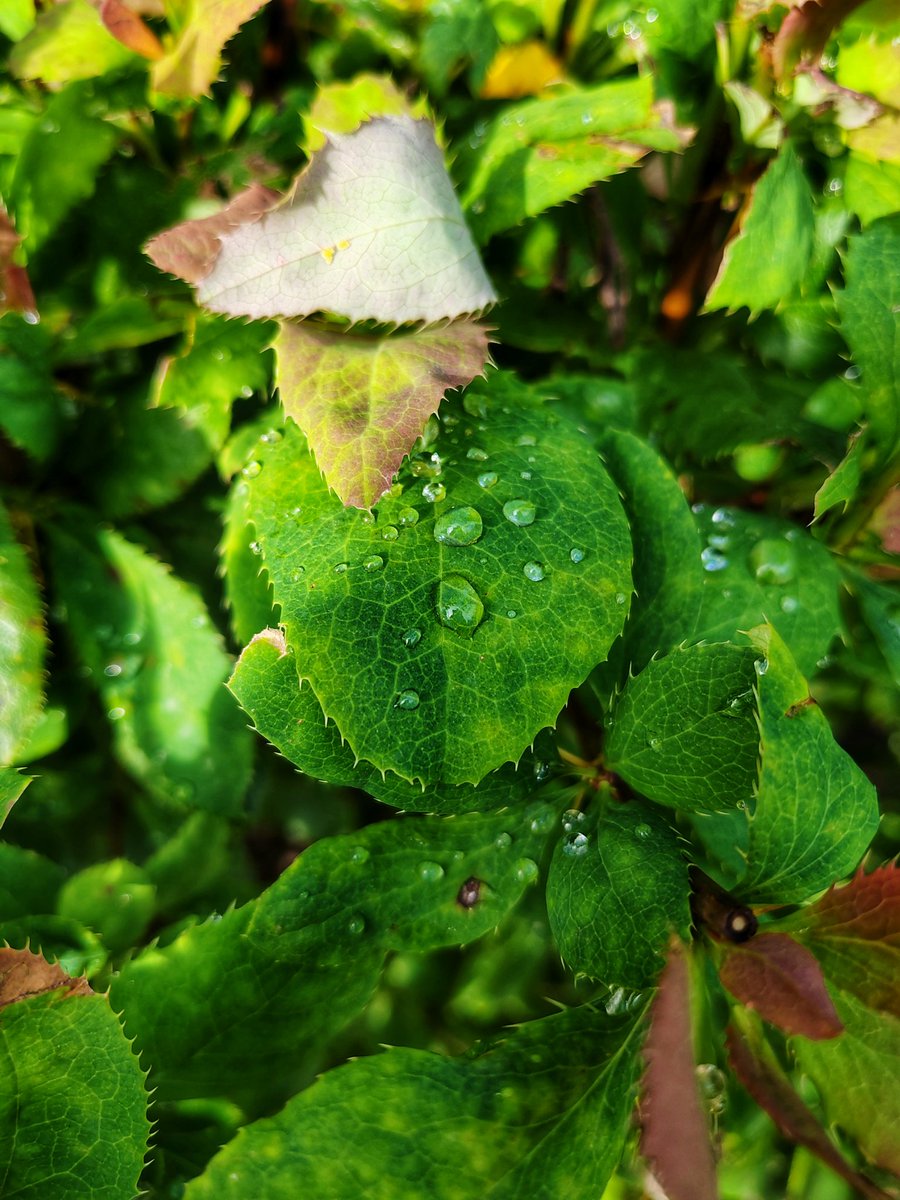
[0,0,898,1196]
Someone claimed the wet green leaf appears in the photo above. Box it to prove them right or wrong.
[739,625,879,904]
[229,629,547,813]
[605,643,760,813]
[0,948,150,1199]
[184,1003,645,1200]
[547,798,690,986]
[57,858,156,954]
[0,498,46,765]
[47,523,252,815]
[692,506,841,676]
[460,76,691,242]
[243,376,632,784]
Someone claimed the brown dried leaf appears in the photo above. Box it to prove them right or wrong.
[640,939,719,1200]
[0,946,91,1009]
[0,207,36,319]
[97,0,163,58]
[718,932,843,1039]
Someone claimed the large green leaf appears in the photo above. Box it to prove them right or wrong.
[111,801,559,1106]
[546,797,690,987]
[739,625,879,904]
[47,523,252,815]
[834,216,900,456]
[0,768,30,830]
[0,317,65,460]
[276,318,490,508]
[184,1003,645,1200]
[229,630,549,813]
[0,499,46,765]
[57,859,156,955]
[692,505,841,676]
[459,76,691,243]
[8,80,117,252]
[604,643,760,813]
[793,987,900,1176]
[0,948,150,1199]
[9,0,136,86]
[849,569,900,688]
[244,376,632,784]
[598,429,703,675]
[705,142,815,315]
[148,117,496,324]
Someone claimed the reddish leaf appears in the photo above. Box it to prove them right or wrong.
[771,0,865,84]
[718,932,843,1039]
[97,0,164,59]
[0,207,36,319]
[726,1023,893,1200]
[776,864,900,1019]
[0,947,91,1009]
[640,940,718,1200]
[145,184,280,285]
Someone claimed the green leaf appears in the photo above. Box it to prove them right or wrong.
[228,629,549,814]
[459,76,691,243]
[144,811,233,914]
[844,153,900,227]
[148,117,496,324]
[47,523,252,815]
[244,377,632,784]
[0,499,46,766]
[793,987,900,1176]
[693,505,841,676]
[419,0,498,96]
[152,313,274,452]
[302,73,428,153]
[835,216,900,456]
[0,767,31,830]
[849,570,900,688]
[111,800,559,1105]
[547,797,690,987]
[0,914,107,978]
[276,318,490,508]
[604,643,760,813]
[152,0,269,97]
[739,624,879,904]
[8,80,118,253]
[57,859,156,955]
[705,142,815,315]
[0,317,64,461]
[814,429,864,520]
[0,948,150,1200]
[0,842,64,919]
[220,470,280,645]
[598,429,703,675]
[0,0,35,40]
[183,1004,645,1200]
[9,0,136,86]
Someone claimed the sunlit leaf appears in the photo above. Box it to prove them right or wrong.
[151,0,269,97]
[0,499,46,765]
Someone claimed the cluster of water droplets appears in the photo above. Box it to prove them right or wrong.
[695,505,802,616]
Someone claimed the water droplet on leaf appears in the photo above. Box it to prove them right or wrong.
[347,914,366,935]
[477,471,498,489]
[634,823,652,840]
[494,831,512,849]
[433,506,483,546]
[515,858,539,883]
[436,575,484,635]
[418,860,444,882]
[395,689,420,710]
[503,499,536,527]
[422,481,446,503]
[333,561,349,574]
[397,507,419,527]
[523,561,545,582]
[401,628,422,648]
[569,548,585,563]
[363,555,384,572]
[701,547,729,572]
[466,446,488,461]
[381,525,399,542]
[242,461,262,479]
[750,538,797,585]
[562,831,589,857]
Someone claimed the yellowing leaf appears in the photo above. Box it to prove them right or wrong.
[303,73,429,153]
[149,117,496,324]
[480,40,564,99]
[276,319,491,508]
[152,0,270,97]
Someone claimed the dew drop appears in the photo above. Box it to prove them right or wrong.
[503,499,536,527]
[561,808,585,833]
[477,471,498,489]
[754,658,769,676]
[534,760,552,783]
[433,506,483,546]
[242,460,262,479]
[347,914,366,935]
[494,831,512,849]
[615,592,627,605]
[401,628,422,648]
[350,846,370,864]
[520,471,532,481]
[523,561,545,582]
[750,538,797,585]
[701,546,729,572]
[418,860,444,882]
[517,434,537,447]
[422,481,446,503]
[780,595,799,613]
[333,561,349,574]
[467,446,488,461]
[436,575,484,635]
[104,663,123,678]
[381,525,399,542]
[634,823,652,840]
[506,609,517,619]
[395,689,420,710]
[108,706,126,721]
[711,507,736,528]
[569,547,585,564]
[397,507,419,527]
[562,831,589,857]
[363,555,384,572]
[290,567,305,583]
[249,540,262,556]
[463,392,488,418]
[529,807,556,834]
[648,736,662,751]
[515,858,539,884]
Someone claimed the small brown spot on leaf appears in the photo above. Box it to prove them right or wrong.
[457,877,482,908]
[786,696,817,718]
[0,947,91,1010]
